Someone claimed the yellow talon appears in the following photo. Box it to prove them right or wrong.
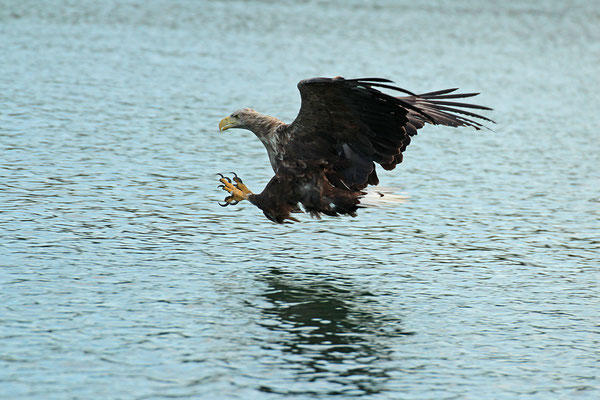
[232,177,252,196]
[218,174,252,203]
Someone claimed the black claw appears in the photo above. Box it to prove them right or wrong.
[230,172,238,179]
[230,172,243,183]
[217,184,224,189]
[229,200,239,205]
[218,201,229,207]
[216,173,231,183]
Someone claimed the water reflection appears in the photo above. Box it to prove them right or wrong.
[257,268,411,397]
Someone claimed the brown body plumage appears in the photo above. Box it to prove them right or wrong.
[218,76,494,223]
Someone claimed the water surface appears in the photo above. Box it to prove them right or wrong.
[1,0,599,398]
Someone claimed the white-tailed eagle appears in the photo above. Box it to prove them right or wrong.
[217,76,493,223]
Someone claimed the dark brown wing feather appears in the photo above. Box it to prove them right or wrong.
[284,77,411,190]
[282,77,493,190]
[401,88,495,133]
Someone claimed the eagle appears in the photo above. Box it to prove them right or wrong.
[217,76,493,223]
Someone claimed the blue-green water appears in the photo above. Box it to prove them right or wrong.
[1,1,599,398]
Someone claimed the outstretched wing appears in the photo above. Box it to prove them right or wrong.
[284,77,493,190]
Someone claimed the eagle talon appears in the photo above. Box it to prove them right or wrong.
[216,173,253,205]
[219,195,240,206]
[217,173,232,183]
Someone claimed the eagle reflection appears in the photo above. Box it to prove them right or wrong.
[258,268,410,396]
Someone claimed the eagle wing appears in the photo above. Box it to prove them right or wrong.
[283,77,493,190]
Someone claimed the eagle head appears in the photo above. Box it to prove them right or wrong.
[218,108,257,131]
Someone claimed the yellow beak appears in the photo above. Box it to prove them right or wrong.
[219,116,238,131]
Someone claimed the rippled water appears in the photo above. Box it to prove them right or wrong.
[1,0,599,398]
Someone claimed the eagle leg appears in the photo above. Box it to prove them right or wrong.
[217,173,253,205]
